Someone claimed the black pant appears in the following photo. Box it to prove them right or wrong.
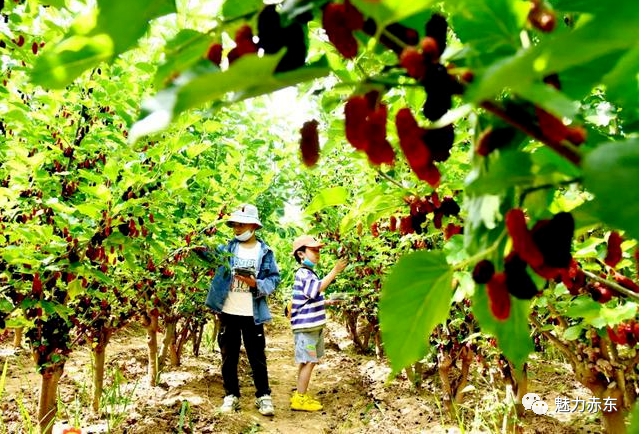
[218,313,271,398]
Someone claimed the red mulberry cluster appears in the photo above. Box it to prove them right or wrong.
[344,91,395,165]
[475,126,517,156]
[397,14,464,122]
[472,209,578,320]
[228,25,259,64]
[395,108,454,187]
[322,1,364,59]
[391,193,461,236]
[607,320,639,347]
[257,4,308,72]
[205,25,258,67]
[604,231,623,268]
[299,120,320,167]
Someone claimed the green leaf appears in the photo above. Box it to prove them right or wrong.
[185,141,214,159]
[515,82,579,119]
[550,0,609,14]
[472,286,534,369]
[39,0,67,8]
[598,301,639,328]
[95,0,176,54]
[78,184,112,202]
[74,203,103,220]
[173,54,283,115]
[221,0,262,21]
[565,295,638,328]
[379,251,453,373]
[130,55,331,143]
[31,0,176,88]
[467,150,534,195]
[67,279,84,300]
[31,34,114,88]
[582,139,639,240]
[562,324,583,341]
[154,30,214,89]
[351,0,437,27]
[448,0,529,66]
[0,297,12,312]
[466,6,637,103]
[166,166,199,191]
[602,47,639,122]
[305,187,349,214]
[340,185,402,233]
[558,51,630,102]
[565,295,602,320]
[444,234,469,265]
[530,146,581,178]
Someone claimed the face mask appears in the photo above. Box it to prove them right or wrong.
[302,255,316,268]
[235,230,254,242]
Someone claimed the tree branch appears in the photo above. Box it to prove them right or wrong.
[583,270,639,300]
[518,178,581,207]
[375,168,410,190]
[480,101,582,166]
[529,314,580,367]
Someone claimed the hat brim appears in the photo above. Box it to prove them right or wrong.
[292,241,325,255]
[305,241,324,248]
[225,217,263,228]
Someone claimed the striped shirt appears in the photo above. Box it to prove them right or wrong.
[290,267,325,331]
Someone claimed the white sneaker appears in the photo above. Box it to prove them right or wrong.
[219,395,240,413]
[255,395,274,416]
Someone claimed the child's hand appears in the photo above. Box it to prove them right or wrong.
[333,258,348,273]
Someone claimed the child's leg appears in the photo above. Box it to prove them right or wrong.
[218,314,242,397]
[297,362,316,395]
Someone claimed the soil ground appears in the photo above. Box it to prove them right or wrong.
[0,314,606,434]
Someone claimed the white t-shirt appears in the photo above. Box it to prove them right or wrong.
[222,243,260,316]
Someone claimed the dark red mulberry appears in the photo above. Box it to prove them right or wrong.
[473,260,495,284]
[300,120,320,167]
[424,13,447,56]
[504,252,539,300]
[531,212,574,269]
[604,231,623,268]
[486,273,510,321]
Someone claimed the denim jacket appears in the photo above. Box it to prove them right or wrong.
[202,239,280,325]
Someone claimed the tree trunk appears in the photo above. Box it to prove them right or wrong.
[211,315,221,351]
[345,312,364,351]
[453,346,474,404]
[600,386,626,434]
[38,363,64,434]
[514,363,528,416]
[173,320,192,366]
[146,315,159,387]
[92,345,106,413]
[159,319,176,369]
[438,353,455,416]
[192,321,205,357]
[13,327,23,348]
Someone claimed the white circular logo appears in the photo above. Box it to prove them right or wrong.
[531,400,548,415]
[521,392,542,410]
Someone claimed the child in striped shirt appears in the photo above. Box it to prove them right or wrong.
[289,235,347,412]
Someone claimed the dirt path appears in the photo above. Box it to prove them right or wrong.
[1,315,602,434]
[117,316,431,434]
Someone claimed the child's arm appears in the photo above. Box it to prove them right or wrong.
[319,258,348,293]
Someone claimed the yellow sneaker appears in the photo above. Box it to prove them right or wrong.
[290,392,323,412]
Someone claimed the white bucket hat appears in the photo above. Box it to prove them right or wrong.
[226,204,263,228]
